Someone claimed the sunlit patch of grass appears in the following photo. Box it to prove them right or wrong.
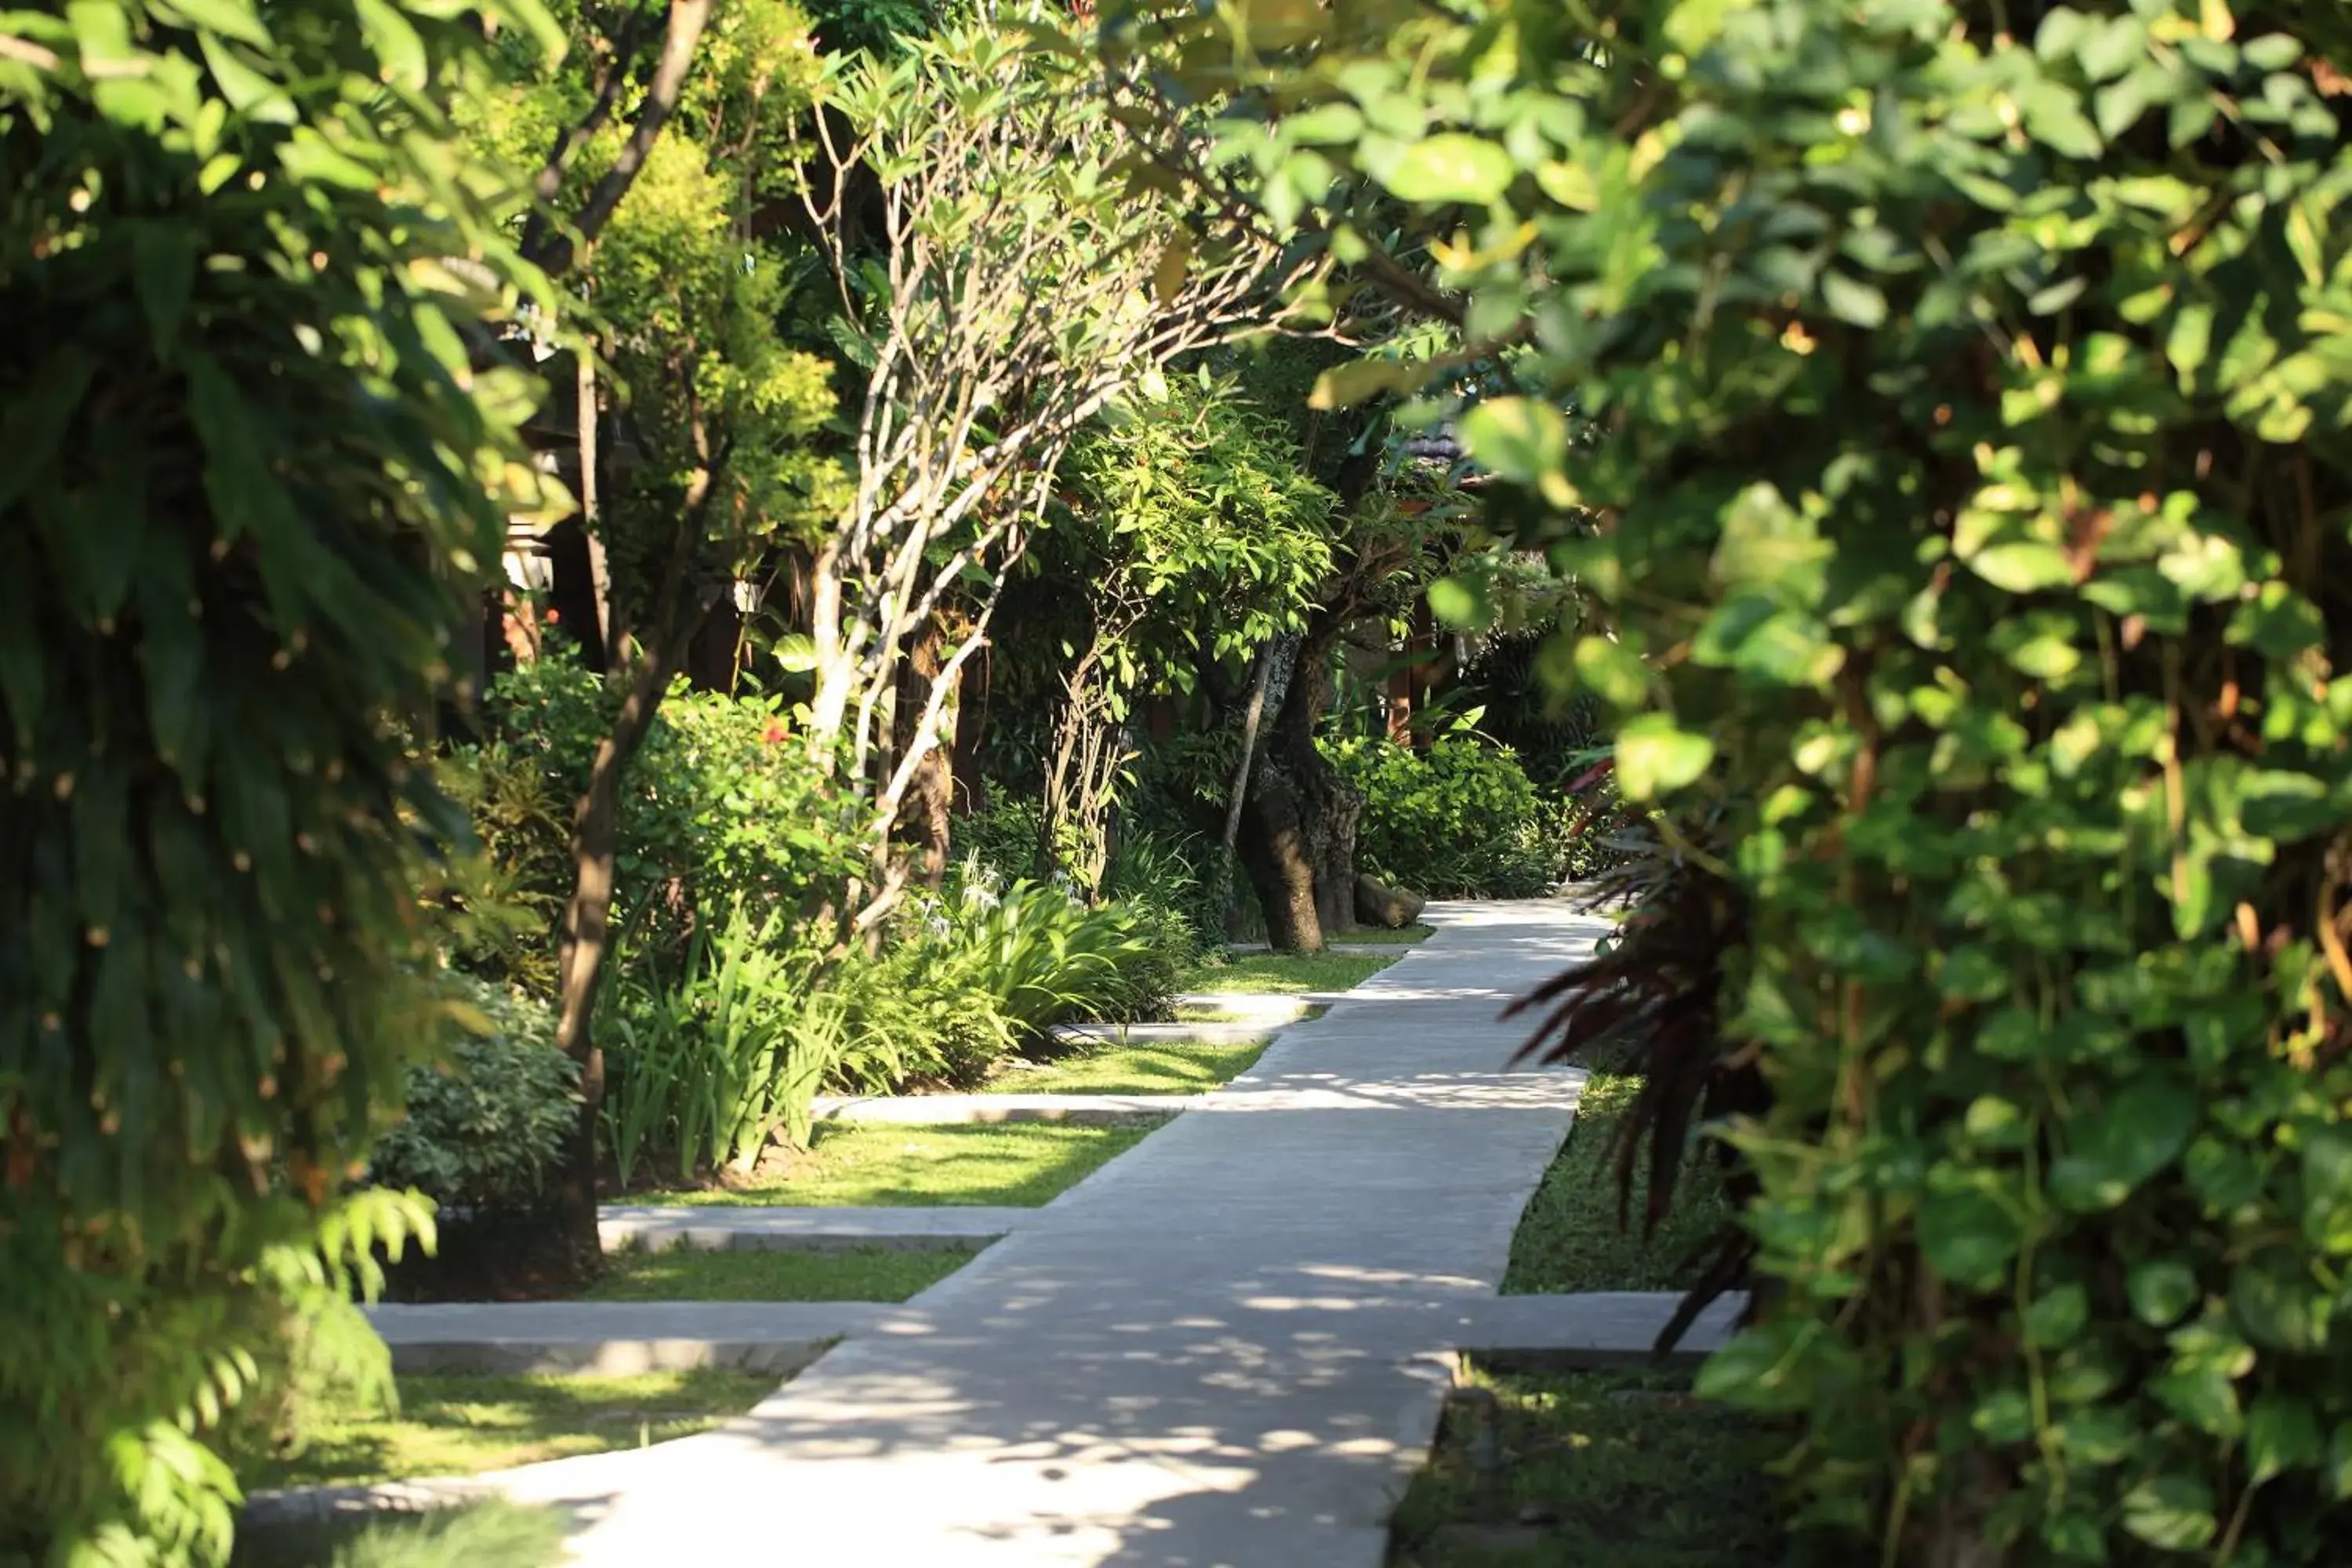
[1174,950,1398,995]
[986,1037,1269,1094]
[242,1370,775,1493]
[232,1501,570,1568]
[630,1120,1163,1207]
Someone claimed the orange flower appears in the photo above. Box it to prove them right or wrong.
[760,718,789,745]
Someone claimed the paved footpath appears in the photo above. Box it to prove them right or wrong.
[485,901,1603,1566]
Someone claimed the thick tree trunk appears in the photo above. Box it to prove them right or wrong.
[1236,771,1323,953]
[1254,612,1362,947]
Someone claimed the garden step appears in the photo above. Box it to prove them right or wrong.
[1047,1018,1274,1047]
[1453,1290,1748,1370]
[1168,991,1340,1020]
[1223,941,1412,956]
[362,1301,927,1376]
[597,1204,1033,1254]
[811,1092,1196,1126]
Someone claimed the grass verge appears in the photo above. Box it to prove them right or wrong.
[986,1038,1269,1094]
[585,1243,975,1301]
[243,1370,775,1493]
[233,1501,569,1568]
[1389,1365,1785,1567]
[1175,950,1397,995]
[1501,1072,1731,1295]
[628,1120,1163,1207]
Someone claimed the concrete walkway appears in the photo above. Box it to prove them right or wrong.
[448,902,1606,1566]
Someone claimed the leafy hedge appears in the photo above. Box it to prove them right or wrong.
[368,977,579,1216]
[0,0,554,1555]
[1288,1,2352,1561]
[1147,0,2352,1559]
[1328,735,1563,898]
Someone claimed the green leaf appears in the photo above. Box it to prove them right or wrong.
[1613,714,1714,800]
[159,0,272,47]
[2128,1261,2199,1326]
[2247,1394,2323,1482]
[1918,1188,2022,1289]
[355,0,427,89]
[1457,397,1569,487]
[2122,1475,2217,1552]
[1967,541,2075,593]
[2049,1074,2196,1211]
[2232,1251,2326,1352]
[1572,635,1649,708]
[1379,133,1514,205]
[1426,575,1491,632]
[2025,1283,2089,1348]
[1307,358,1421,410]
[132,223,196,361]
[1818,270,1888,328]
[0,345,97,511]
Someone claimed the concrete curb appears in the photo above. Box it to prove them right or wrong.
[597,1204,1029,1254]
[363,1301,930,1375]
[809,1091,1194,1127]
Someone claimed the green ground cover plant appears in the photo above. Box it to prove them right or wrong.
[1390,1367,1786,1568]
[240,1371,775,1493]
[583,1245,975,1303]
[631,1121,1163,1207]
[231,1501,568,1568]
[1501,1075,1732,1298]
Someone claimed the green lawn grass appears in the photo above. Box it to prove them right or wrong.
[242,1370,776,1493]
[628,1120,1163,1207]
[1175,950,1397,995]
[985,1037,1270,1094]
[1389,1366,1786,1567]
[1390,1073,1781,1565]
[1501,1072,1733,1295]
[232,1501,570,1568]
[585,1243,975,1301]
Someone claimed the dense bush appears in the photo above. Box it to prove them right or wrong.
[471,652,862,969]
[1245,0,2352,1559]
[368,978,579,1215]
[1328,735,1564,898]
[0,0,552,1555]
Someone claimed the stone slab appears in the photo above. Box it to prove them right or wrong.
[597,1204,1032,1254]
[1048,1019,1275,1047]
[1451,1290,1748,1370]
[810,1092,1195,1126]
[363,1301,925,1376]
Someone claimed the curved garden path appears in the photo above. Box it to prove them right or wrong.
[448,902,1608,1565]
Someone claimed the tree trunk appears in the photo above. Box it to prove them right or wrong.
[1236,769,1323,953]
[1255,612,1362,946]
[549,637,680,1272]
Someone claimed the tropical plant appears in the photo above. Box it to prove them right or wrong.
[1329,734,1566,898]
[1131,0,2352,1559]
[367,977,580,1216]
[0,0,560,1554]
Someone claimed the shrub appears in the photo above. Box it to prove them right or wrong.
[368,978,579,1217]
[1328,735,1564,898]
[1258,0,2352,1559]
[0,0,550,1556]
[474,652,862,973]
